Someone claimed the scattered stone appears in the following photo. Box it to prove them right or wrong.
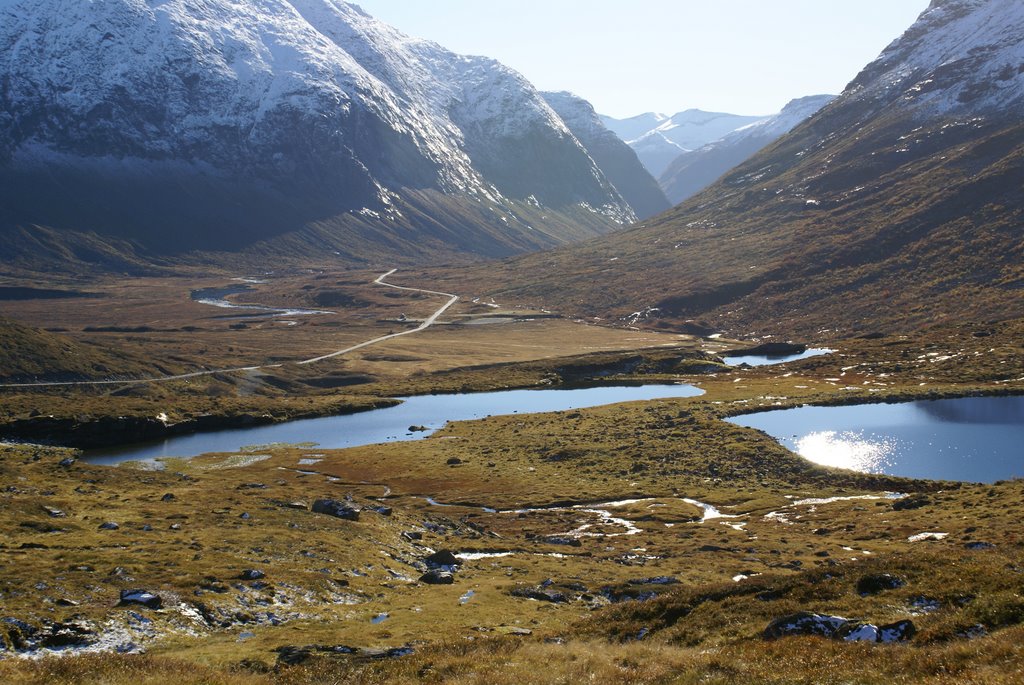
[419,569,454,585]
[43,506,66,518]
[58,457,76,468]
[237,483,267,490]
[857,573,905,596]
[402,531,423,541]
[424,550,459,569]
[285,501,308,510]
[537,535,582,548]
[628,576,680,586]
[369,505,393,517]
[161,493,175,502]
[446,457,463,465]
[239,569,265,581]
[764,612,851,640]
[512,586,569,603]
[37,620,95,649]
[878,619,916,642]
[964,541,995,550]
[55,598,79,607]
[118,589,162,610]
[494,626,532,636]
[311,499,361,521]
[98,522,120,530]
[2,617,38,651]
[892,494,930,511]
[765,612,915,643]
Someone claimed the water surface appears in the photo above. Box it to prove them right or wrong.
[86,384,703,465]
[723,348,832,367]
[728,396,1024,482]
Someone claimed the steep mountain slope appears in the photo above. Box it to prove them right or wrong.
[602,109,764,177]
[659,95,834,204]
[473,0,1024,338]
[0,0,633,263]
[543,92,670,220]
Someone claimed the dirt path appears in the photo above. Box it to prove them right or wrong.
[0,270,458,388]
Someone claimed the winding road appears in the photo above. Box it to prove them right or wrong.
[0,269,459,388]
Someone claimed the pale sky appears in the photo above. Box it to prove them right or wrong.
[353,0,931,118]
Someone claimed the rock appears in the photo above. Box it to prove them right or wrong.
[2,617,38,651]
[446,457,463,465]
[495,626,532,636]
[424,550,459,569]
[43,506,66,518]
[311,499,360,521]
[402,531,423,541]
[418,569,454,585]
[408,425,429,432]
[275,645,315,666]
[764,612,850,640]
[369,505,393,517]
[856,573,905,595]
[160,493,175,502]
[765,612,915,644]
[628,576,680,586]
[964,541,995,550]
[892,494,930,511]
[285,501,308,510]
[55,598,79,607]
[118,589,162,610]
[239,569,265,581]
[537,535,582,548]
[98,522,120,530]
[37,620,95,649]
[58,457,76,468]
[878,619,916,642]
[511,587,569,603]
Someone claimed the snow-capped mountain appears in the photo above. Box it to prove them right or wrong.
[842,0,1024,117]
[601,109,764,177]
[481,0,1024,338]
[542,92,669,220]
[659,95,834,204]
[0,0,634,259]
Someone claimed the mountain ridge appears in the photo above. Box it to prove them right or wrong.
[0,0,636,263]
[466,0,1024,338]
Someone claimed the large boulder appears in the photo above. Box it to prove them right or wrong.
[419,569,454,585]
[118,589,162,610]
[856,573,905,596]
[311,499,361,521]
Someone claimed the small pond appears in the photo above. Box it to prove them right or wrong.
[722,348,832,367]
[85,383,703,466]
[728,395,1024,483]
[191,285,330,318]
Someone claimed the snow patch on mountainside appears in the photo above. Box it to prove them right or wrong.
[845,0,1024,116]
[0,0,632,218]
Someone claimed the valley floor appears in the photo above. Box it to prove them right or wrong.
[0,267,1022,683]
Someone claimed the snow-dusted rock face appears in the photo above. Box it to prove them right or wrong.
[844,0,1024,117]
[543,91,670,219]
[0,0,632,255]
[659,95,834,204]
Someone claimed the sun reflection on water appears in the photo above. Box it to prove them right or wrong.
[794,431,895,473]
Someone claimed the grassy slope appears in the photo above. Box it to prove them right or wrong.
[0,319,1021,683]
[449,113,1023,339]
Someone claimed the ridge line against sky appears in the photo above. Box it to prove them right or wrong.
[352,0,930,118]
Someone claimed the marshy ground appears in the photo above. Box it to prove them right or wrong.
[0,266,1022,683]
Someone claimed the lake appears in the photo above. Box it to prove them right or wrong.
[722,348,833,367]
[85,383,703,465]
[728,395,1024,483]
